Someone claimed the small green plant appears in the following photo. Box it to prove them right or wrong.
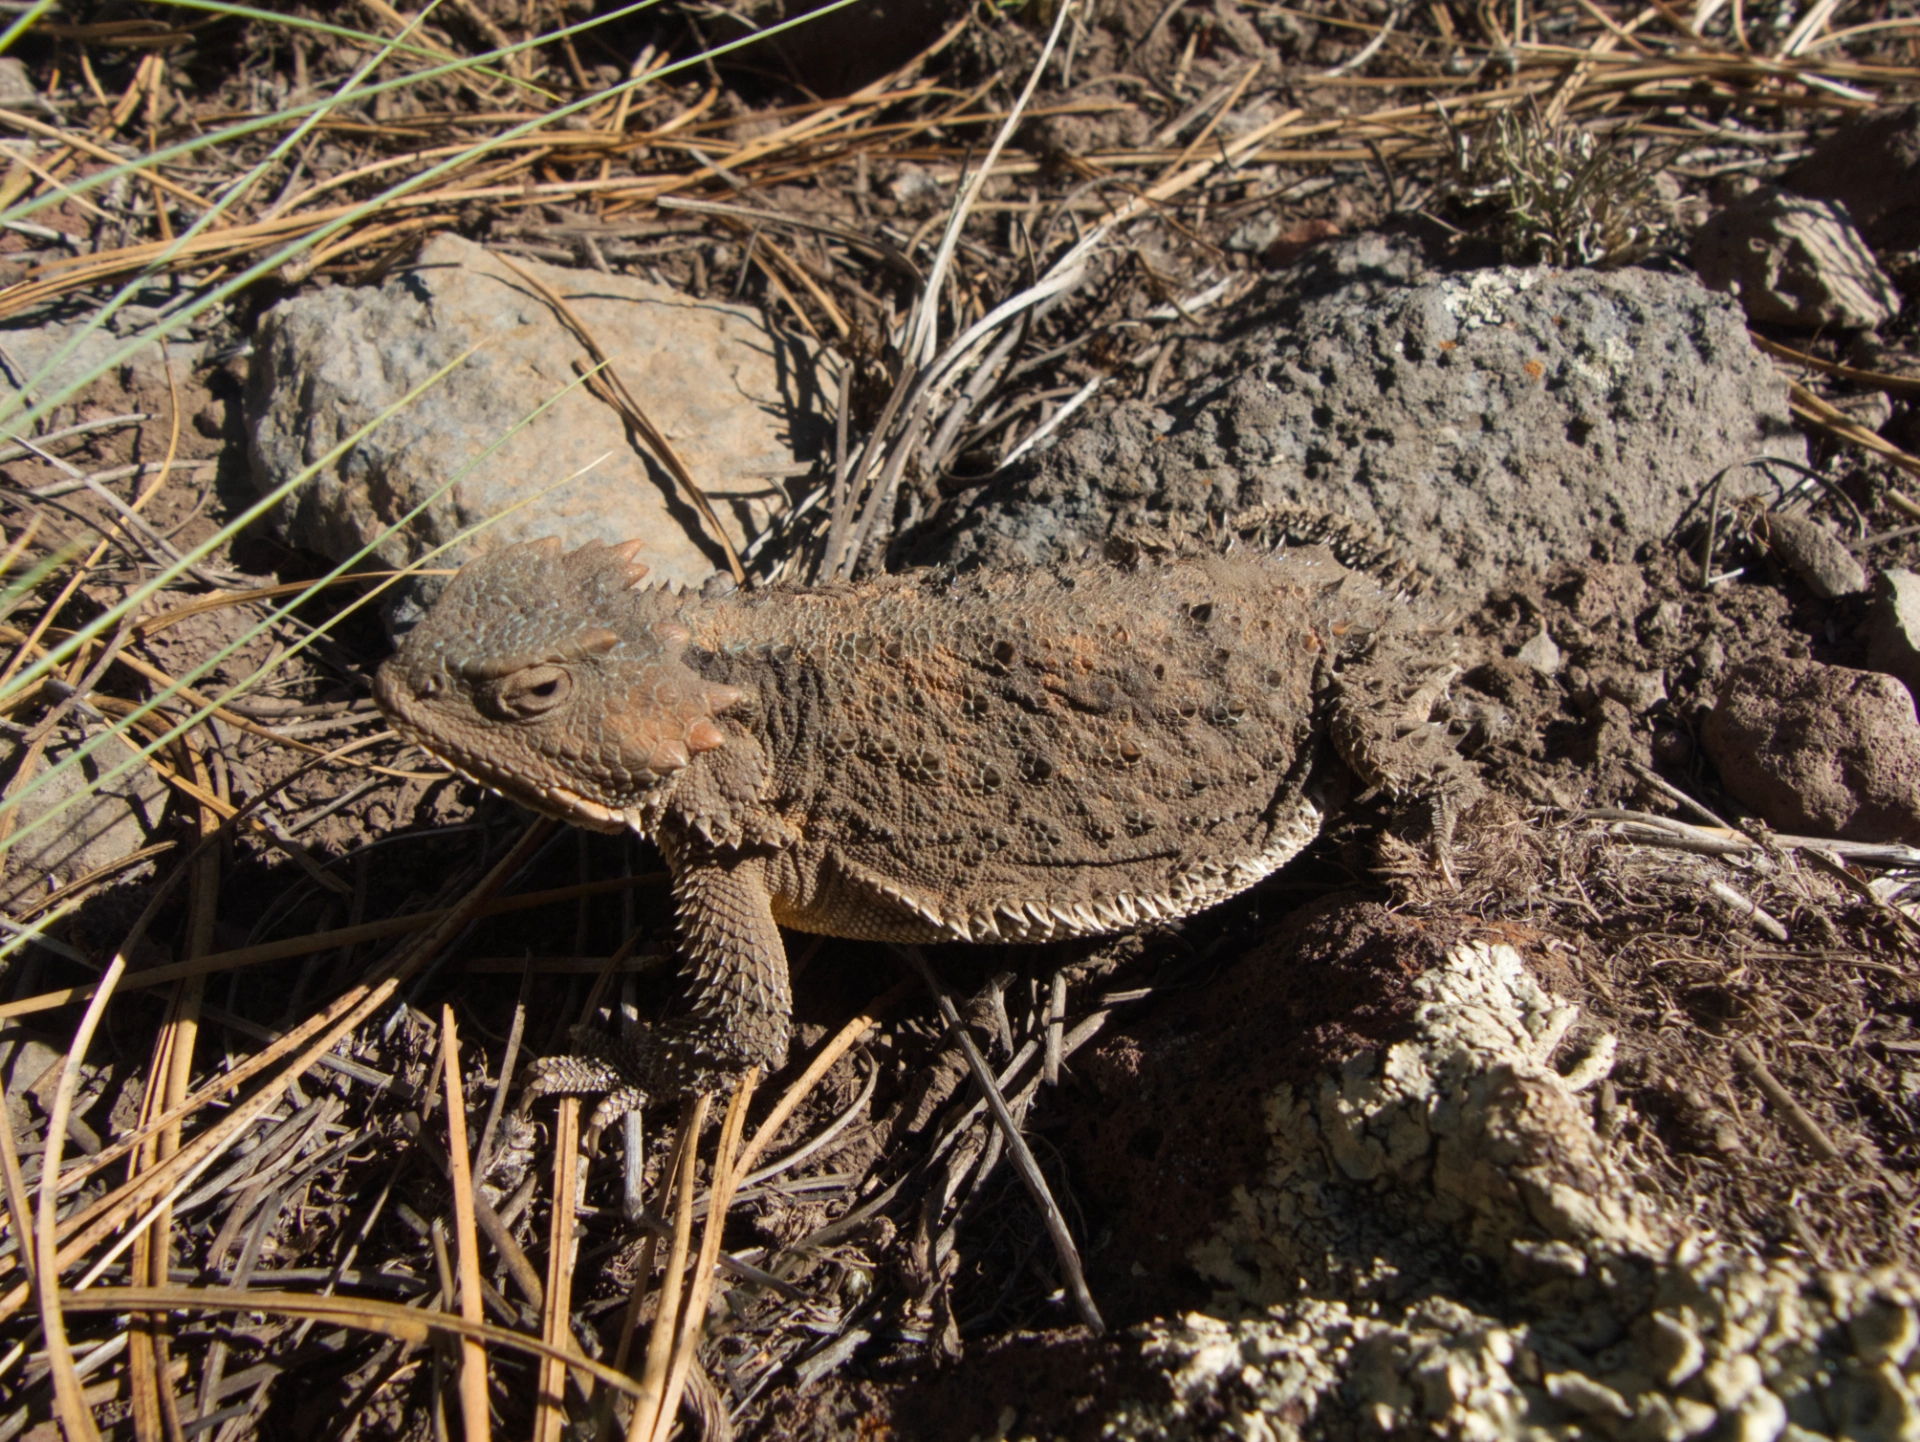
[1449,105,1669,268]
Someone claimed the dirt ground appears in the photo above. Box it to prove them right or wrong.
[3,2,1920,1438]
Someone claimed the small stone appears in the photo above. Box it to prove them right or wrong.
[1516,627,1562,676]
[0,57,38,107]
[1572,564,1648,627]
[1759,511,1868,599]
[1690,186,1900,330]
[1830,389,1894,434]
[1509,1238,1587,1283]
[1599,668,1668,713]
[2,308,208,408]
[1649,1310,1706,1385]
[0,737,170,910]
[1726,1386,1788,1442]
[1866,568,1920,705]
[1848,1298,1918,1366]
[1546,1371,1633,1419]
[1641,598,1687,641]
[887,164,944,212]
[2,1035,64,1105]
[1701,659,1920,844]
[1653,728,1693,765]
[1225,216,1284,254]
[1635,1392,1721,1442]
[1703,1354,1766,1410]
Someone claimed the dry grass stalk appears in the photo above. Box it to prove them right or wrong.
[894,945,1104,1334]
[441,1005,491,1442]
[2,0,1919,1428]
[626,1092,711,1441]
[646,1074,758,1442]
[51,1286,652,1397]
[33,921,132,1440]
[1788,380,1920,483]
[122,780,218,1439]
[1,872,662,1021]
[0,820,553,1323]
[534,1097,582,1442]
[733,985,909,1178]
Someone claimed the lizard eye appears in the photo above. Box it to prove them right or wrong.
[484,664,572,720]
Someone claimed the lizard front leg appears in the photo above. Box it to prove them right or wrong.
[1329,651,1482,879]
[669,844,794,1074]
[521,847,792,1145]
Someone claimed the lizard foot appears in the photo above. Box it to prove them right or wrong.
[518,1038,651,1153]
[518,1021,771,1152]
[1331,658,1482,889]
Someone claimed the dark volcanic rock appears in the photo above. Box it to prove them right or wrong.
[920,246,1803,592]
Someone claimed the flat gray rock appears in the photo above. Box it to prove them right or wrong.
[921,250,1803,590]
[247,235,825,607]
[1,293,207,403]
[0,737,170,909]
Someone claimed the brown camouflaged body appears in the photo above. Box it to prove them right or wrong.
[685,550,1373,945]
[375,536,1441,1123]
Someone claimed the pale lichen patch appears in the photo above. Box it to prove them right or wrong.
[1106,942,1920,1441]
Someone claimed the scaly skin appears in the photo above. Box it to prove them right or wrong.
[374,533,1470,1137]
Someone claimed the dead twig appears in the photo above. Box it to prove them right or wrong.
[1707,879,1790,941]
[533,1097,581,1442]
[1733,1040,1844,1163]
[892,945,1104,1335]
[442,1006,492,1442]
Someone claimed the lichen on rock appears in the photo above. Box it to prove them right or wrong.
[1105,942,1920,1440]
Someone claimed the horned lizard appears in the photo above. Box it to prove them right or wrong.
[373,524,1475,1136]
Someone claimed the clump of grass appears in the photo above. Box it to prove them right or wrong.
[1448,105,1670,268]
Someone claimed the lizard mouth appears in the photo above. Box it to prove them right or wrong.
[407,731,633,833]
[376,682,635,834]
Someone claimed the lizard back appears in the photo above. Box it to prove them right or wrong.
[676,545,1390,943]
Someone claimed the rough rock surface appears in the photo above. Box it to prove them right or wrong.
[924,247,1803,589]
[1868,568,1920,706]
[1785,103,1920,252]
[1690,186,1900,330]
[1701,659,1920,844]
[1103,940,1920,1441]
[247,234,824,608]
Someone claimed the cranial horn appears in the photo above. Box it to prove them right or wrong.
[554,628,620,661]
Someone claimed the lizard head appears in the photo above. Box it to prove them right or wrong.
[374,538,743,832]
